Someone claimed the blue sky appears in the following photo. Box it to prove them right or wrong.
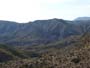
[0,0,90,22]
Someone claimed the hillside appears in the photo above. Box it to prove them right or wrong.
[0,31,90,68]
[0,44,29,63]
[0,18,90,46]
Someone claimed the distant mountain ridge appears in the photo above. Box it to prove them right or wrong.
[74,17,90,21]
[0,18,90,46]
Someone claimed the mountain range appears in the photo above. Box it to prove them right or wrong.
[0,17,90,46]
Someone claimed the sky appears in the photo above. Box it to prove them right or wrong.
[0,0,90,23]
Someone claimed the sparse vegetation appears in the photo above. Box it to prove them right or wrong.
[0,32,90,68]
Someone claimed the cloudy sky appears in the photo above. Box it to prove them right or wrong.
[0,0,90,22]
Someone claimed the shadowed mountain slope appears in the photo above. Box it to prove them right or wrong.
[0,18,90,46]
